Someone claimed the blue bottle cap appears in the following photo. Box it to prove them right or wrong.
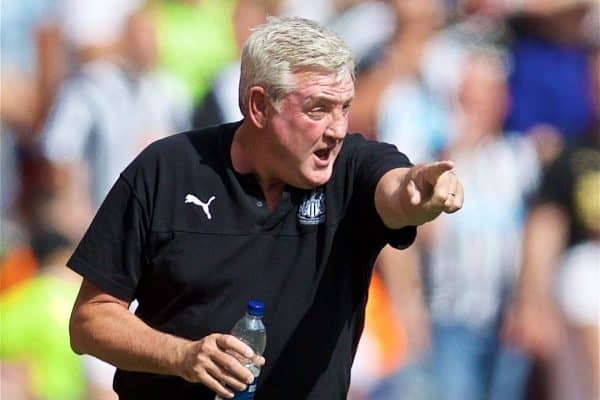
[247,300,264,317]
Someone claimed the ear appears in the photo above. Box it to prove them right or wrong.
[247,86,270,129]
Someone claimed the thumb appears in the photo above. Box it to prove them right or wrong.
[419,160,454,184]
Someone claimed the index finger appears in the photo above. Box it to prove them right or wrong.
[419,160,454,183]
[216,334,255,358]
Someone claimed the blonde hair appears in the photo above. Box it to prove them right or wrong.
[239,16,355,115]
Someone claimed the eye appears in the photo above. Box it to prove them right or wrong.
[342,103,352,115]
[307,107,327,120]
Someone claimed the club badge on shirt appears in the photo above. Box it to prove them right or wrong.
[297,189,326,225]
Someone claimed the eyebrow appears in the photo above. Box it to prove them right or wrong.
[303,95,354,106]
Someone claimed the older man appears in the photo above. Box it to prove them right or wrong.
[68,17,463,399]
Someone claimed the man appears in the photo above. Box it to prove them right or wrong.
[68,17,463,399]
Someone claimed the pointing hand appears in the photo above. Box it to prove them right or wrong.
[403,161,464,225]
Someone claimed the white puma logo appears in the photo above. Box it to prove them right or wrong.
[184,194,216,220]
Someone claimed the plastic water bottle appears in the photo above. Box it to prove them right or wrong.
[215,300,266,400]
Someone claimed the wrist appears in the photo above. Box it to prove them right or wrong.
[165,335,192,378]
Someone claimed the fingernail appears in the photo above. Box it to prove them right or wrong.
[247,375,254,384]
[226,392,234,399]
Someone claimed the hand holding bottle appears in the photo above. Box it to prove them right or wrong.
[216,300,267,399]
[177,333,265,399]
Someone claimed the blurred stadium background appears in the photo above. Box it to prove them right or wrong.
[1,0,598,399]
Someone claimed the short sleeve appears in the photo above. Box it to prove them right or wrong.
[534,151,570,208]
[343,134,417,250]
[67,175,149,302]
[381,225,417,250]
[341,134,413,210]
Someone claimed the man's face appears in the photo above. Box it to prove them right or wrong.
[265,70,354,189]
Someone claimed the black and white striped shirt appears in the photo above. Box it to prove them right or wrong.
[42,60,191,206]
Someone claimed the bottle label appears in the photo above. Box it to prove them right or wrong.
[232,376,257,400]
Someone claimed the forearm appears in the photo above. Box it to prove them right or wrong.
[376,244,430,357]
[70,284,190,377]
[517,203,569,297]
[374,168,415,229]
[375,161,461,229]
[376,245,424,309]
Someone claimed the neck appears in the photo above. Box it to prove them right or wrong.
[232,121,286,209]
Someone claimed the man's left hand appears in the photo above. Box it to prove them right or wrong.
[376,160,464,229]
[406,161,463,223]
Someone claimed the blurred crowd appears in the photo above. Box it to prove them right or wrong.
[0,0,598,399]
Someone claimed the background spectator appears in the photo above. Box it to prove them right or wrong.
[505,1,598,141]
[192,0,273,129]
[371,47,541,400]
[40,0,191,240]
[503,51,600,399]
[0,230,83,400]
[154,0,237,103]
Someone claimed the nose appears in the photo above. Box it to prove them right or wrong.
[324,111,347,143]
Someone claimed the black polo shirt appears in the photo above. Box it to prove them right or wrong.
[68,121,416,399]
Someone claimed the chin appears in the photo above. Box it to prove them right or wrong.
[299,169,333,189]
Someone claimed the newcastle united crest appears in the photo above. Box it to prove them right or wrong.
[297,189,326,225]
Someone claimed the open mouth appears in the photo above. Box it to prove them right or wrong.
[314,148,331,161]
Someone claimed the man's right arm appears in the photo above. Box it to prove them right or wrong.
[69,279,262,398]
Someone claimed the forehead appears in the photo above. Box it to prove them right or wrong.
[287,70,355,103]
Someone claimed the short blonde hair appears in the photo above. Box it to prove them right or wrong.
[239,16,355,115]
